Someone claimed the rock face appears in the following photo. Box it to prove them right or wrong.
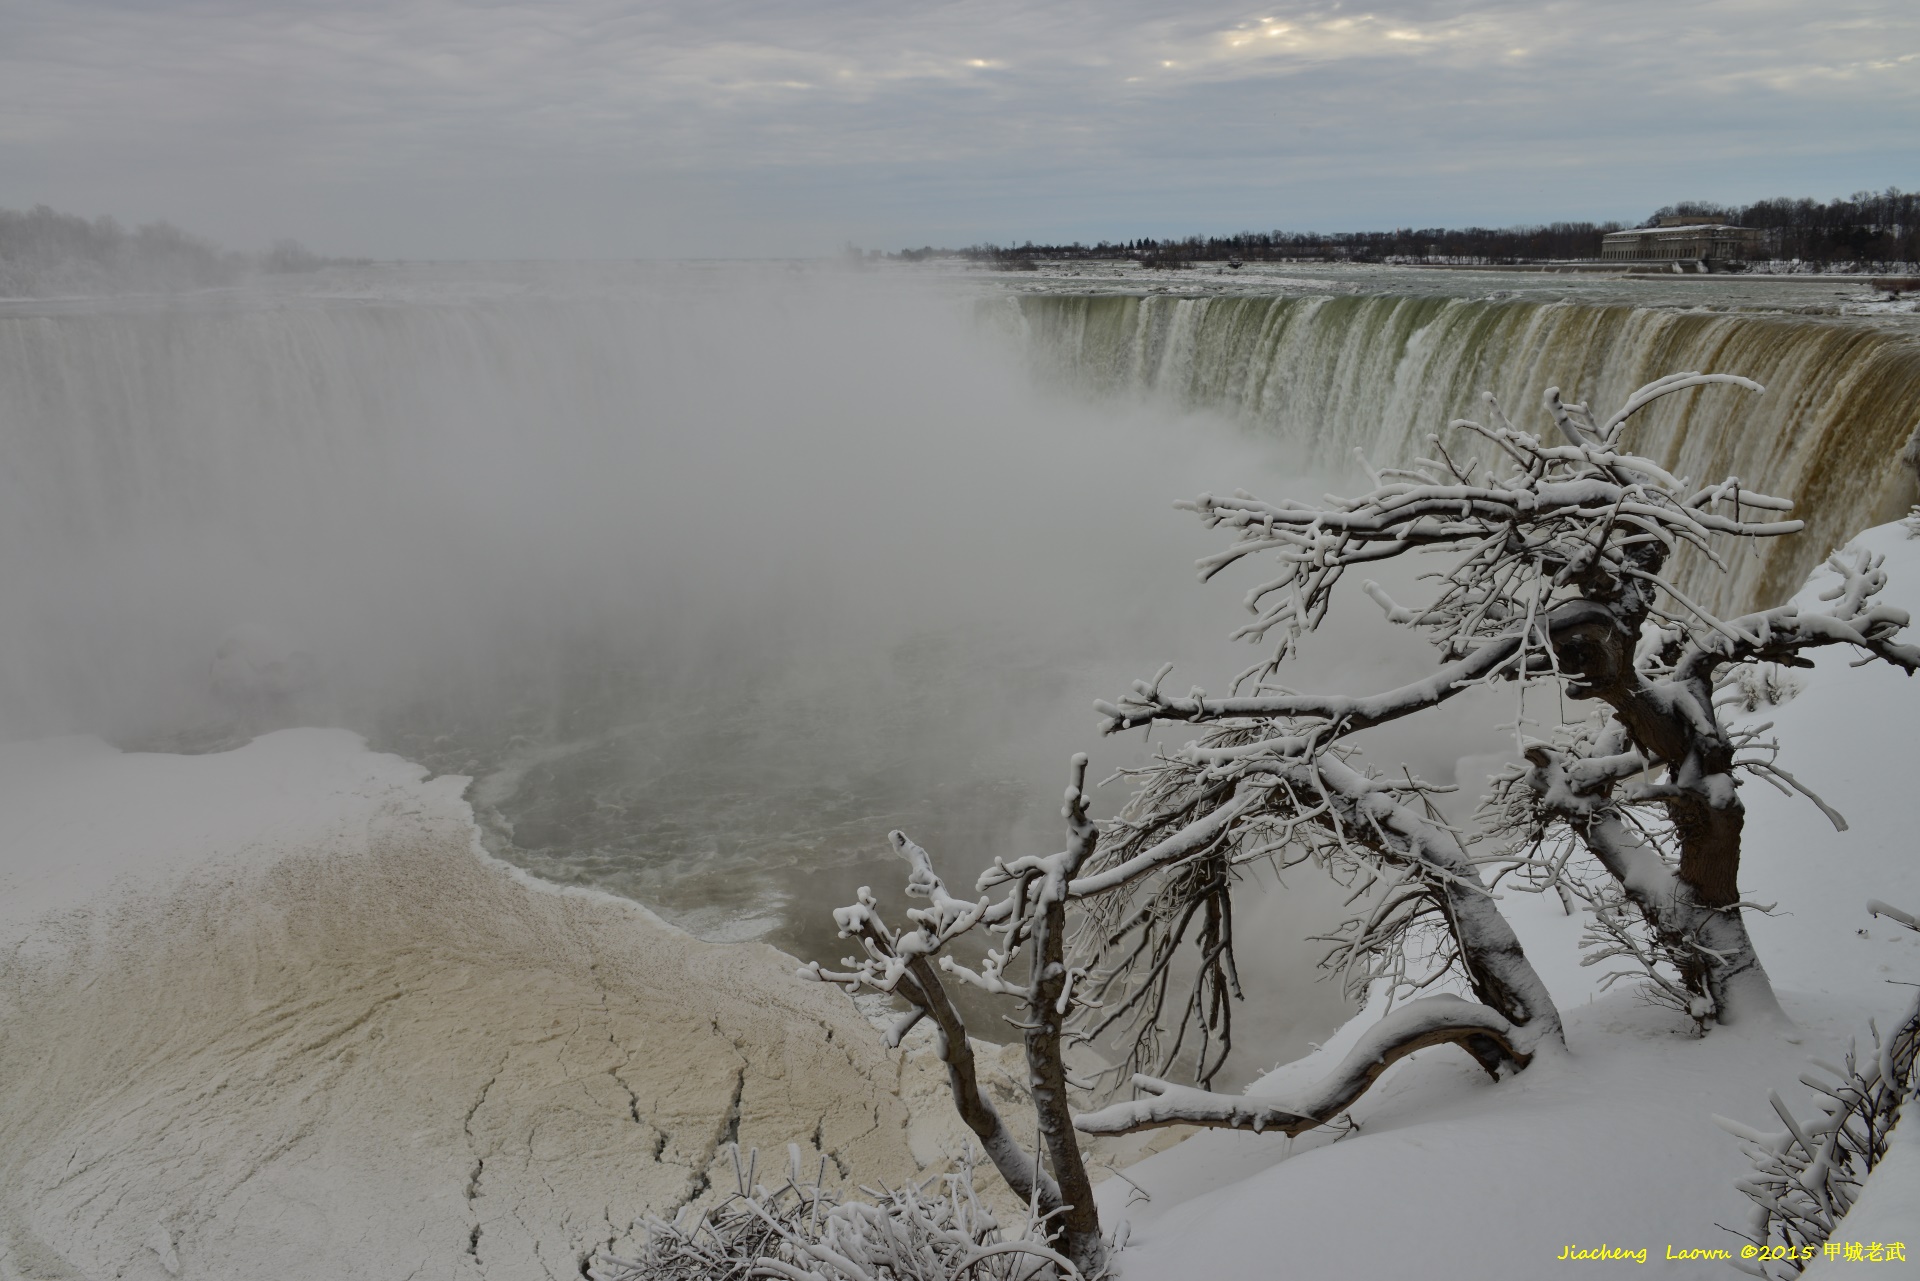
[0,735,1021,1281]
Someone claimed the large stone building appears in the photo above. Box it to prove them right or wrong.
[1600,217,1769,265]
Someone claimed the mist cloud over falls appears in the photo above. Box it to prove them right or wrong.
[2,263,1533,1064]
[0,266,1324,894]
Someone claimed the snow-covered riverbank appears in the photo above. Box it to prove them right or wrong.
[0,730,1050,1281]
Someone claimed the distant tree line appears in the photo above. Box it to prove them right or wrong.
[930,188,1918,270]
[1649,189,1919,266]
[0,204,370,298]
[953,222,1626,267]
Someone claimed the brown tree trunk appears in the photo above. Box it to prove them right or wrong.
[898,954,1062,1216]
[1026,886,1108,1277]
[1551,611,1782,1022]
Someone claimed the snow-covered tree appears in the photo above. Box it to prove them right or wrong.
[803,756,1111,1276]
[1075,373,1918,1135]
[806,373,1920,1264]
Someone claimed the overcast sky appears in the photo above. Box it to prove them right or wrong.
[2,0,1914,257]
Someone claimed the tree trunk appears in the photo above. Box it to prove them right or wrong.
[1552,600,1786,1025]
[898,954,1064,1215]
[1026,886,1107,1277]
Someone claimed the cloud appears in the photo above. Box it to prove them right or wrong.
[0,0,1914,256]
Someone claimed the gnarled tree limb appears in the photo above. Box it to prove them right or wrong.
[1075,996,1529,1136]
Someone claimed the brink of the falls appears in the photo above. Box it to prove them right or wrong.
[1006,290,1920,613]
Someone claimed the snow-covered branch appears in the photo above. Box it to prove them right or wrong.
[1075,996,1528,1136]
[801,756,1110,1277]
[1675,550,1920,681]
[592,1143,1078,1281]
[1157,377,1795,685]
[1719,980,1920,1277]
[1093,626,1534,735]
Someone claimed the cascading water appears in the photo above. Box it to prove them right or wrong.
[1007,292,1920,614]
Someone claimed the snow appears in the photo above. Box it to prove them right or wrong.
[0,729,1080,1280]
[1104,1001,1883,1276]
[0,729,426,947]
[1096,520,1920,1279]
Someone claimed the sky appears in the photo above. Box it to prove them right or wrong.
[1,0,1915,258]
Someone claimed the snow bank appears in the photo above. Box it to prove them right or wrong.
[1098,522,1920,1279]
[0,730,1031,1281]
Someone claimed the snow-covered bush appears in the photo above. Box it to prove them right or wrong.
[591,1144,1075,1281]
[1719,903,1920,1278]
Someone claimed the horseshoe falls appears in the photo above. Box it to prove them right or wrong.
[2,267,1916,970]
[0,268,1322,968]
[1007,291,1920,614]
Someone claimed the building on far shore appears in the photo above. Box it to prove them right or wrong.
[1601,217,1769,267]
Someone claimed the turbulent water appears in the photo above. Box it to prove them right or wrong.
[1004,290,1920,613]
[2,263,1916,989]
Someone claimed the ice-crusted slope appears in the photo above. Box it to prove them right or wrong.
[0,730,1034,1281]
[1096,521,1920,1280]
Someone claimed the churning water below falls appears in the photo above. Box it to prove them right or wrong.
[1,261,1915,1017]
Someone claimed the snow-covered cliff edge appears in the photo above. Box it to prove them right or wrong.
[0,730,1026,1281]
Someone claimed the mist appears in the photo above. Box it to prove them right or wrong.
[0,261,1532,1070]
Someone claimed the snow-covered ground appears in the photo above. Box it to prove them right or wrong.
[1823,1104,1920,1272]
[0,729,1093,1280]
[1097,521,1920,1278]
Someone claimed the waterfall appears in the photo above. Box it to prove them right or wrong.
[1009,292,1920,614]
[5,274,1913,968]
[0,290,694,739]
[0,271,1327,951]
